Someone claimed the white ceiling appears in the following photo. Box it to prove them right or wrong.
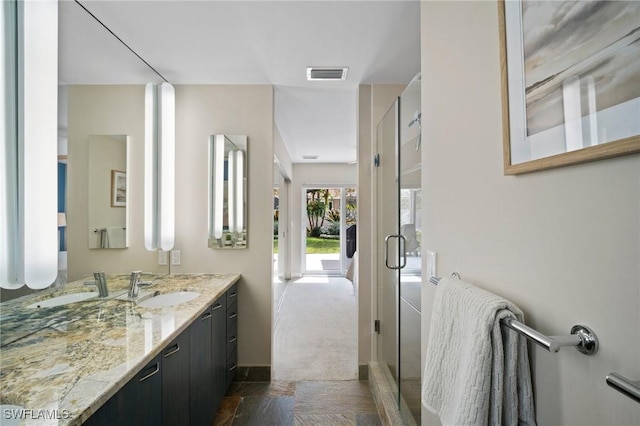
[59,0,421,163]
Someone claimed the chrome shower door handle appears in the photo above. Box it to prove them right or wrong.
[384,234,400,270]
[398,234,407,269]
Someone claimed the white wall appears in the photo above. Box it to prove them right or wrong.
[420,2,640,425]
[68,84,274,368]
[290,163,357,277]
[274,124,292,180]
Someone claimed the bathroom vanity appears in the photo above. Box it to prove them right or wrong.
[0,273,240,425]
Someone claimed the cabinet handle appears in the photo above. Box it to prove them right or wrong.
[228,312,237,320]
[201,312,212,320]
[228,336,237,344]
[228,363,237,372]
[139,363,160,382]
[229,291,237,299]
[163,343,180,358]
[212,303,222,310]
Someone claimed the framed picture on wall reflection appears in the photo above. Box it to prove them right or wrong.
[499,0,640,175]
[111,170,126,207]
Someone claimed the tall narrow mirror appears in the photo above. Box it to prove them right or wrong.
[208,135,247,249]
[88,135,129,249]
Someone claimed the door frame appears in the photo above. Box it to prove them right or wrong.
[301,184,355,276]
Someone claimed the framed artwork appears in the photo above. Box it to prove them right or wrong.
[111,170,126,207]
[499,0,640,174]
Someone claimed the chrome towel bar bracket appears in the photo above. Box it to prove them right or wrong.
[429,274,599,356]
[606,373,640,404]
[500,318,598,355]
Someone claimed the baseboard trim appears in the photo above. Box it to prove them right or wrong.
[359,364,369,380]
[234,366,271,382]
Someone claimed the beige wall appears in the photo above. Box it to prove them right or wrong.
[171,85,274,367]
[67,86,161,281]
[87,135,127,249]
[68,84,274,367]
[420,2,640,425]
[357,84,405,365]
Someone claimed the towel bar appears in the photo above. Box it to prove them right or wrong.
[429,274,599,356]
[606,373,640,404]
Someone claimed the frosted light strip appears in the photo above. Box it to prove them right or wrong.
[213,135,224,239]
[158,82,175,252]
[144,83,158,250]
[20,0,58,288]
[236,150,244,232]
[227,150,236,234]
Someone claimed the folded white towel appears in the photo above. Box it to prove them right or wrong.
[422,277,536,426]
[105,226,126,248]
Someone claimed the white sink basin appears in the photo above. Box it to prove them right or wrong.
[27,292,99,309]
[138,291,200,308]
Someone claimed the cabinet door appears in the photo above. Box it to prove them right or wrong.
[190,307,213,426]
[162,330,190,426]
[211,295,227,415]
[85,355,162,426]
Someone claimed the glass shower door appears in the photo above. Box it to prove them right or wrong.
[376,74,422,424]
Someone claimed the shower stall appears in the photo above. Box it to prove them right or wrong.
[375,73,422,424]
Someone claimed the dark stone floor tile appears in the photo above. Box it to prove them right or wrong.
[355,413,382,426]
[294,413,354,425]
[294,381,377,415]
[214,396,241,426]
[227,381,296,397]
[233,396,295,426]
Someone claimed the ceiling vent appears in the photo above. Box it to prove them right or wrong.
[302,155,319,160]
[306,67,348,81]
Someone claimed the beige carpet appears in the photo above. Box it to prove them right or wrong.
[272,277,358,381]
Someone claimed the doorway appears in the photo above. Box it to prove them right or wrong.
[303,187,357,276]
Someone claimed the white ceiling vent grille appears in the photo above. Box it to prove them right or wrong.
[306,67,348,81]
[302,155,319,160]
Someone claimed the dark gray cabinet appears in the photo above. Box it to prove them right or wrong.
[162,331,190,426]
[211,295,227,415]
[85,284,238,425]
[190,306,213,426]
[86,354,162,426]
[226,283,238,388]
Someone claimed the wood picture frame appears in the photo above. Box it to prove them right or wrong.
[111,170,126,207]
[499,0,640,175]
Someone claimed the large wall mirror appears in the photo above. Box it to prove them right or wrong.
[88,135,129,249]
[208,135,248,249]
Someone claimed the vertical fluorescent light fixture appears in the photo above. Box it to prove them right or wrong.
[213,135,225,239]
[0,0,58,289]
[144,82,175,251]
[236,150,244,233]
[227,150,236,234]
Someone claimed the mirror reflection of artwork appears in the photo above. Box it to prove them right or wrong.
[88,135,128,249]
[111,170,126,207]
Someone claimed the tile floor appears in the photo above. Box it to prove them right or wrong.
[214,380,382,426]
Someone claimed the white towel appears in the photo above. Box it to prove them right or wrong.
[105,226,126,248]
[422,277,536,426]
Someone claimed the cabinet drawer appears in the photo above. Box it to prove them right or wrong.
[226,332,237,355]
[226,283,238,306]
[226,347,237,387]
[227,305,238,332]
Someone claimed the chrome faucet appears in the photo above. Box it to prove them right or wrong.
[128,270,142,298]
[93,271,109,298]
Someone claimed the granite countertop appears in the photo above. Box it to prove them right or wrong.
[0,273,240,425]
